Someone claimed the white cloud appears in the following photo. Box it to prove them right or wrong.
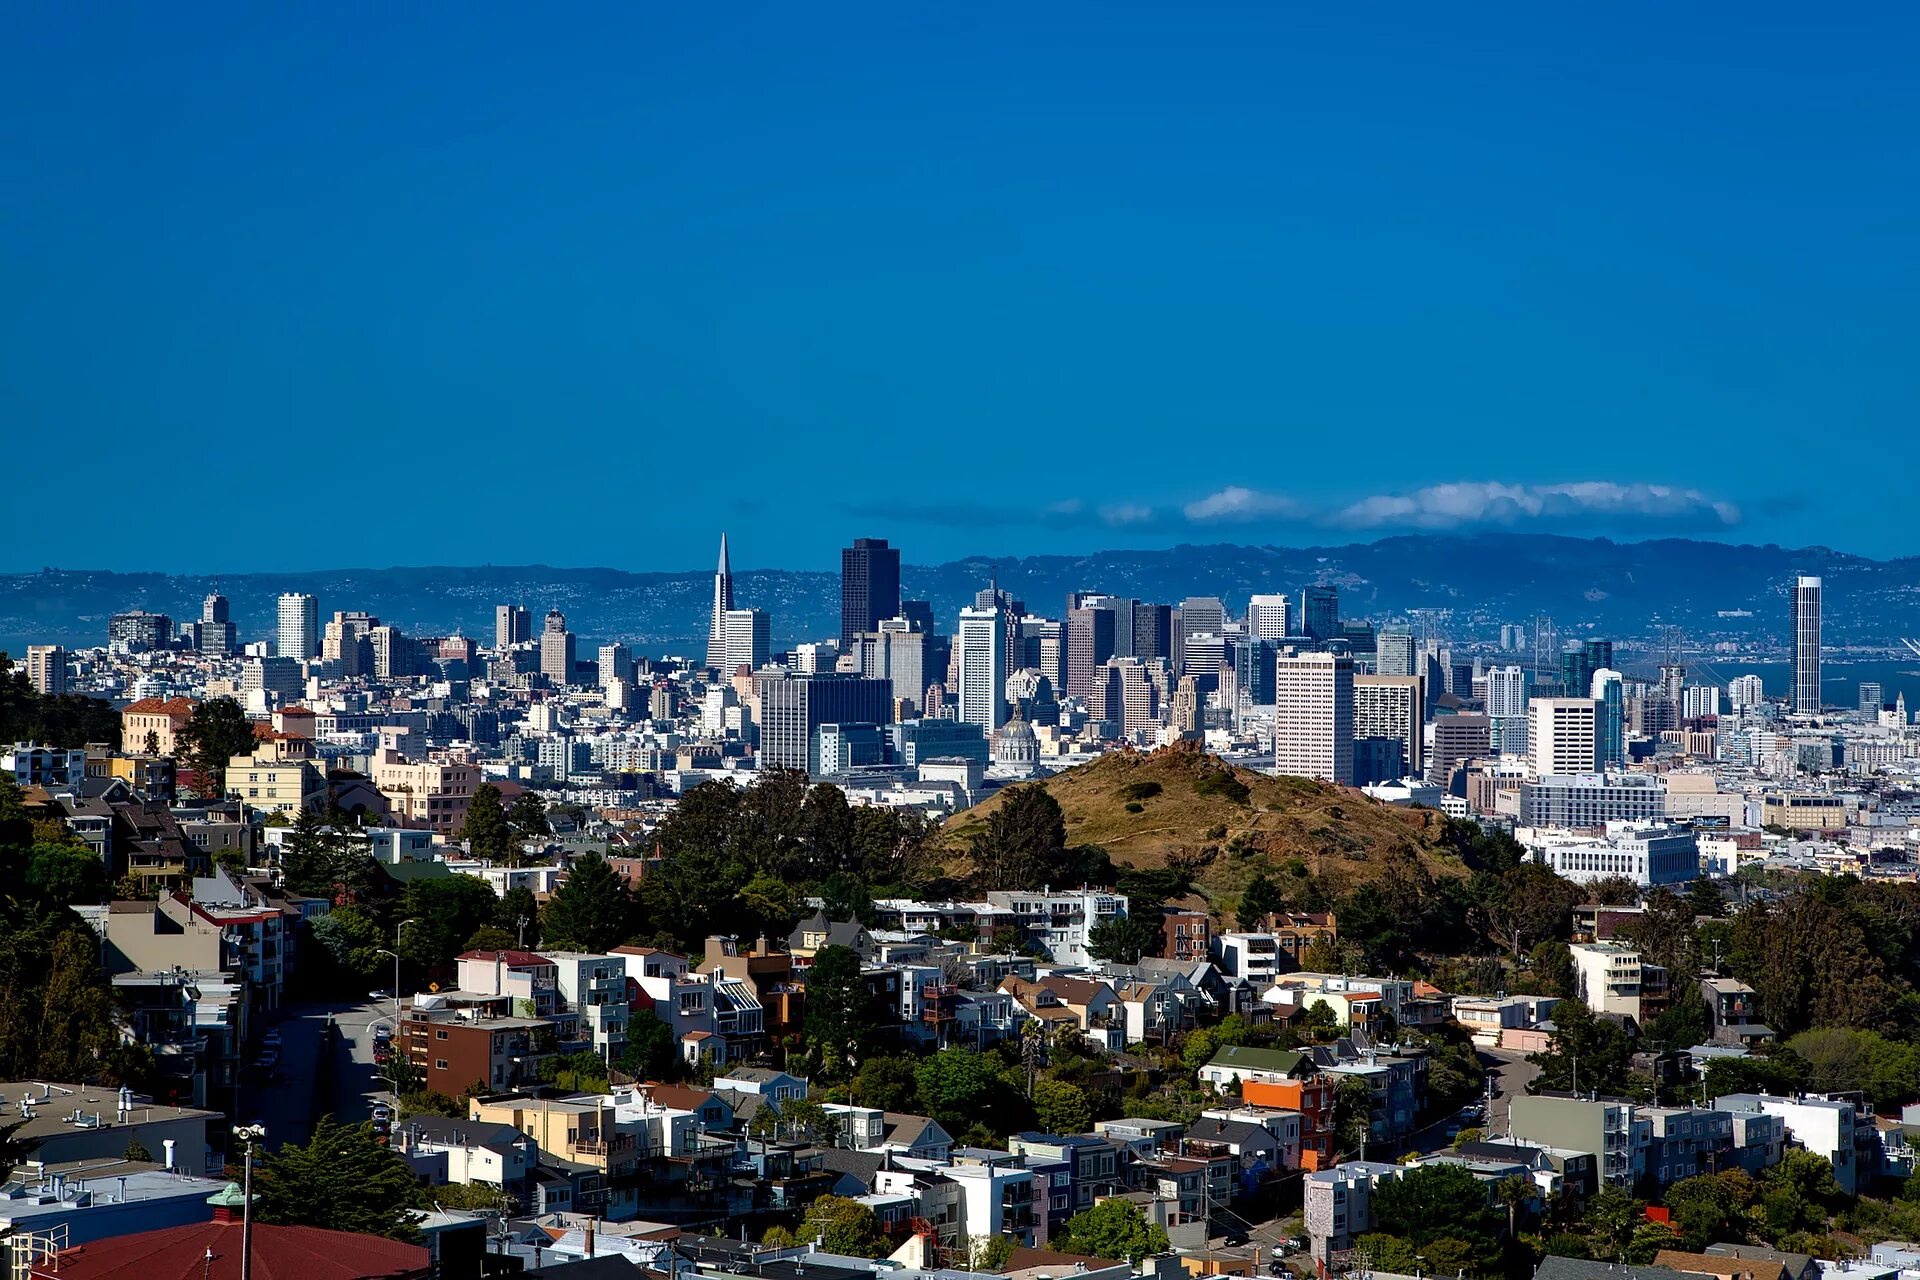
[1333,482,1740,530]
[1183,486,1305,523]
[1099,503,1158,526]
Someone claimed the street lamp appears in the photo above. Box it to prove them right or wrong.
[232,1124,266,1280]
[375,949,404,1021]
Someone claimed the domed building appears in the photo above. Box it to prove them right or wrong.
[990,705,1041,778]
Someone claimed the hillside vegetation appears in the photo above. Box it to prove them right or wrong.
[945,742,1468,909]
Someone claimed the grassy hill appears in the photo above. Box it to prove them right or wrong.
[944,742,1469,913]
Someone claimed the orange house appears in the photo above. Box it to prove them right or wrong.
[1243,1076,1337,1170]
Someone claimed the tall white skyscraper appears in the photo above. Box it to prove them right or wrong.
[1274,652,1354,785]
[1682,685,1722,718]
[1376,629,1416,678]
[1485,664,1530,755]
[1354,674,1422,777]
[1729,674,1766,709]
[1792,575,1822,714]
[956,599,1007,730]
[707,533,735,670]
[25,645,68,696]
[723,607,771,674]
[1246,594,1292,641]
[1529,698,1599,778]
[276,592,318,660]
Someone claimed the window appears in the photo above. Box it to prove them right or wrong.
[436,1029,448,1040]
[436,1059,449,1071]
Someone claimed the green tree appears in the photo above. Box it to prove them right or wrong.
[26,843,110,904]
[1619,887,1699,975]
[1645,979,1712,1051]
[1783,1027,1920,1110]
[493,885,541,948]
[177,697,256,795]
[1237,872,1285,930]
[1472,863,1582,959]
[1662,1170,1759,1250]
[805,944,883,1071]
[1033,1078,1093,1135]
[1518,940,1577,999]
[309,905,387,986]
[1688,878,1725,919]
[254,1116,425,1240]
[1053,1198,1171,1263]
[1086,914,1162,965]
[505,791,551,844]
[463,925,518,952]
[1626,1221,1685,1264]
[428,1182,518,1212]
[459,783,513,862]
[1703,1052,1808,1101]
[818,869,875,927]
[1729,890,1899,1036]
[970,784,1068,890]
[542,854,632,952]
[542,1050,610,1093]
[797,1195,889,1258]
[916,1048,1019,1135]
[1529,996,1635,1096]
[400,875,503,973]
[616,1008,679,1082]
[850,1055,922,1113]
[37,929,121,1081]
[962,1235,1016,1271]
[1371,1163,1502,1255]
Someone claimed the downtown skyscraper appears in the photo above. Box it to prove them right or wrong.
[840,537,901,649]
[707,533,734,670]
[1792,574,1822,714]
[276,592,318,661]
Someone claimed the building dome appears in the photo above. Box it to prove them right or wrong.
[991,708,1040,775]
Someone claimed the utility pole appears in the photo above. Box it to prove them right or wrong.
[233,1124,266,1280]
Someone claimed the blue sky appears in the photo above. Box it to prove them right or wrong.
[5,4,1916,573]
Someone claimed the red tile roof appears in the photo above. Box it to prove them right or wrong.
[123,697,196,717]
[35,1220,427,1280]
[456,949,555,968]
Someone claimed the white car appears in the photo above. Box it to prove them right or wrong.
[371,1105,392,1124]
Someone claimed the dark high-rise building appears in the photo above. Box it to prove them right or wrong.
[899,599,936,633]
[1132,603,1173,664]
[759,672,892,775]
[1066,606,1117,701]
[109,610,172,652]
[1559,638,1614,702]
[1302,585,1339,641]
[494,604,531,649]
[840,538,901,648]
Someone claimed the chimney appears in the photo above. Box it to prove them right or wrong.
[584,1222,595,1258]
[163,1139,177,1172]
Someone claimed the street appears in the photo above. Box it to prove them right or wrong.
[1479,1045,1540,1141]
[237,998,390,1151]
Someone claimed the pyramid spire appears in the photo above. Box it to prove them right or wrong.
[707,532,734,669]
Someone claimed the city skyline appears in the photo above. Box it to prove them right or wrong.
[6,6,1919,572]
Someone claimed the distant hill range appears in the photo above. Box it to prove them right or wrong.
[3,533,1916,656]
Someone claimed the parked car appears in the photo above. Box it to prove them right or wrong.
[371,1104,392,1123]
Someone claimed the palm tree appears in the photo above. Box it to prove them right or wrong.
[1495,1173,1533,1239]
